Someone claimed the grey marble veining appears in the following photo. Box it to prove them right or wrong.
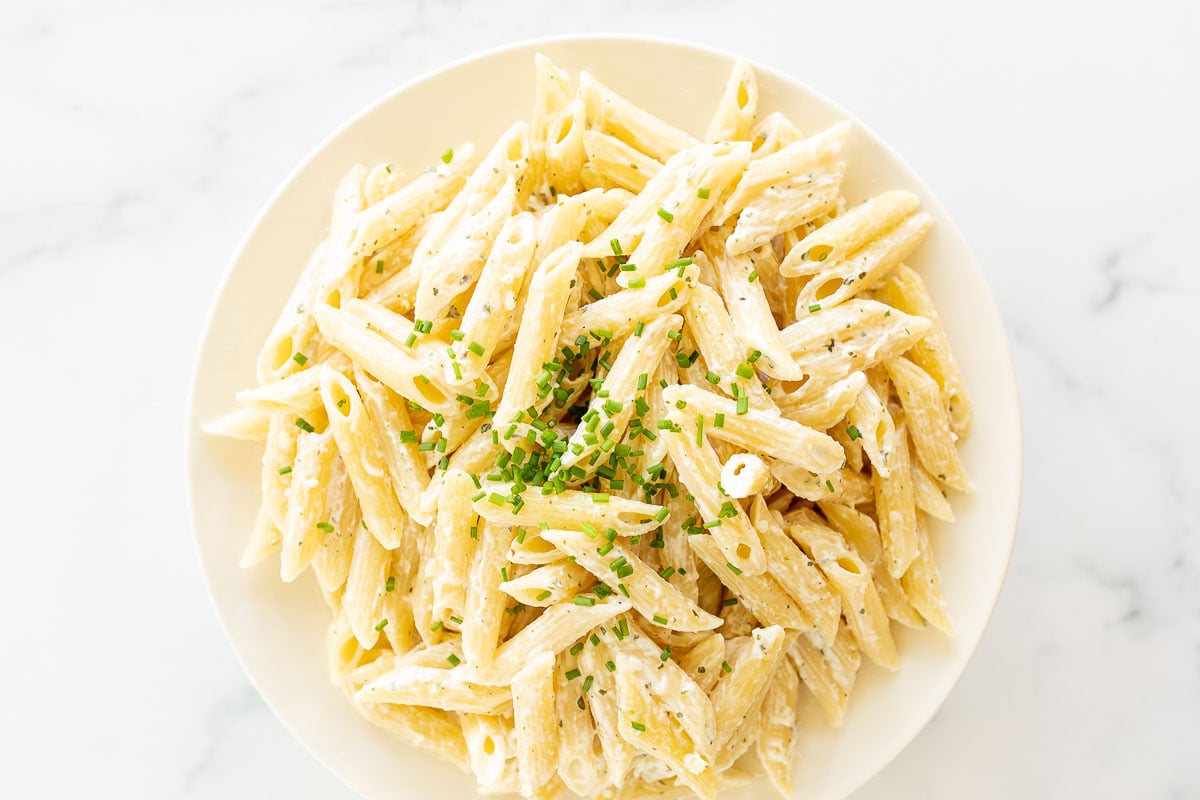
[1,1,1198,798]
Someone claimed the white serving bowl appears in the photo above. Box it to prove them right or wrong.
[186,34,1022,800]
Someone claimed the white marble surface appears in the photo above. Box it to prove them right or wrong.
[2,1,1197,797]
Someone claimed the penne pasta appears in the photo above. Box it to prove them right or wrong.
[579,71,699,161]
[902,514,953,634]
[201,406,271,440]
[468,596,632,686]
[881,263,972,433]
[542,529,723,632]
[279,427,336,582]
[320,369,406,549]
[511,651,559,798]
[706,61,758,143]
[886,357,972,493]
[583,129,662,192]
[661,383,842,474]
[756,657,801,798]
[787,515,898,669]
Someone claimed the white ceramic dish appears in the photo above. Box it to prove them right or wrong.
[186,34,1021,800]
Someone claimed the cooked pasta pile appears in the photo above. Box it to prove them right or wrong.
[206,55,973,800]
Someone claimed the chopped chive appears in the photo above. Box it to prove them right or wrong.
[376,259,385,274]
[449,329,465,341]
[705,371,720,384]
[630,720,646,732]
[536,590,552,601]
[565,668,582,681]
[747,349,762,363]
[736,395,749,415]
[430,620,443,631]
[713,413,725,428]
[747,270,758,283]
[570,642,585,656]
[634,320,646,337]
[721,660,733,673]
[653,507,670,522]
[292,352,308,365]
[847,424,862,441]
[656,207,674,222]
[374,618,389,631]
[727,562,743,575]
[582,675,594,692]
[826,479,836,493]
[403,333,417,347]
[605,660,617,672]
[449,615,463,625]
[652,615,668,625]
[629,277,645,288]
[446,653,461,666]
[316,521,334,533]
[808,303,822,313]
[736,363,755,379]
[610,238,623,256]
[441,147,453,164]
[468,341,485,357]
[294,417,315,433]
[386,576,396,592]
[573,595,596,607]
[722,597,739,607]
[697,187,711,199]
[277,466,293,475]
[591,493,610,504]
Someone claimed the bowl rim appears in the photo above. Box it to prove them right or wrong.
[185,31,1023,800]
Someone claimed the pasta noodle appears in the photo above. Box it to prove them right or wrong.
[206,55,976,800]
